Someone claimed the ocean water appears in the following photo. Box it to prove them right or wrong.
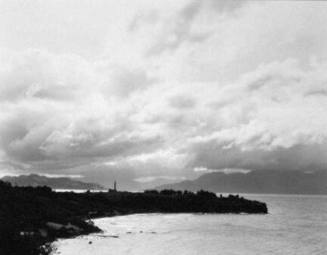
[53,194,327,255]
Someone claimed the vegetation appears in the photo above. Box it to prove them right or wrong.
[0,181,267,255]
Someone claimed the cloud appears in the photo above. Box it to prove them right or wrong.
[1,1,327,188]
[106,66,156,98]
[37,173,84,178]
[146,1,206,56]
[209,0,248,14]
[134,176,186,183]
[0,49,164,173]
[190,142,327,173]
[169,94,196,109]
[185,59,327,172]
[193,167,250,174]
[305,89,327,97]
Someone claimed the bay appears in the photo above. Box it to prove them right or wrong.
[53,194,327,255]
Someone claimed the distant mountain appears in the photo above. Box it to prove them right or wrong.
[2,174,105,190]
[157,170,327,194]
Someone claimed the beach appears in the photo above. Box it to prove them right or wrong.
[53,194,327,255]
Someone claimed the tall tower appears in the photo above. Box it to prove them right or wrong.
[114,180,117,191]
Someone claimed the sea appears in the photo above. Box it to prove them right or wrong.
[52,194,327,255]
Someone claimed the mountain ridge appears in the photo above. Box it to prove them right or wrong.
[156,170,327,194]
[2,174,105,190]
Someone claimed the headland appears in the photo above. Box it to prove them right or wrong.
[0,181,267,255]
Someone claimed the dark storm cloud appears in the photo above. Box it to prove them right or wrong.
[1,109,163,167]
[189,139,327,172]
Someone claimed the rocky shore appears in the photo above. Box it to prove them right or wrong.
[0,181,268,255]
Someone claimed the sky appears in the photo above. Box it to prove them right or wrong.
[1,0,327,189]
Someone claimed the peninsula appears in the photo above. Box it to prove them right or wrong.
[0,181,268,255]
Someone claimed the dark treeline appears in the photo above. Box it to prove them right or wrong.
[0,181,267,255]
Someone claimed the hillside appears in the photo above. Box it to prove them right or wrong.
[2,174,105,190]
[157,170,327,194]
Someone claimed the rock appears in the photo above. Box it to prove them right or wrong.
[39,228,48,237]
[46,222,64,230]
[65,223,82,232]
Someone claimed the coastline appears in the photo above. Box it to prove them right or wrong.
[51,209,269,253]
[0,181,267,255]
[52,195,327,255]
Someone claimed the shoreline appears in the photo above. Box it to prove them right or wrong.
[51,211,266,254]
[51,196,327,255]
[0,181,268,255]
[49,206,269,254]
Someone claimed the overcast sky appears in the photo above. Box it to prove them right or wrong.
[1,0,327,188]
